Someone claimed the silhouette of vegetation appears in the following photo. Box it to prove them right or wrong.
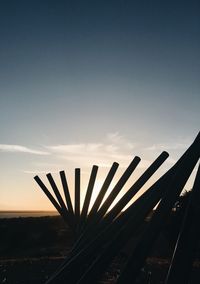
[164,190,192,245]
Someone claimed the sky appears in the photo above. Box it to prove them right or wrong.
[0,0,199,211]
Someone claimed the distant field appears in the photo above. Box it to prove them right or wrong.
[0,211,59,218]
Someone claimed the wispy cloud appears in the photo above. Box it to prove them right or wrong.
[23,170,57,174]
[0,144,49,155]
[24,162,64,174]
[145,142,188,152]
[45,132,143,168]
[2,133,170,172]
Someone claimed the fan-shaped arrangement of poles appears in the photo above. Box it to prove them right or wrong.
[34,132,200,284]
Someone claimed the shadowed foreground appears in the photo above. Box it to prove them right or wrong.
[0,216,123,284]
[1,132,200,283]
[33,132,200,284]
[0,215,199,284]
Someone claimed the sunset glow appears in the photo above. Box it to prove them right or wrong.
[0,1,199,211]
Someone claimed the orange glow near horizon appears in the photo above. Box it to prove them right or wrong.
[1,160,198,213]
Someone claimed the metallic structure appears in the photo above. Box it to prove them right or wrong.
[34,132,200,284]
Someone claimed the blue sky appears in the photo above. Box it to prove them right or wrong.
[0,0,199,210]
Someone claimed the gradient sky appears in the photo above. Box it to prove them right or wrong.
[0,0,199,210]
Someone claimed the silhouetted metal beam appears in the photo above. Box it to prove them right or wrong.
[165,162,200,284]
[104,151,169,224]
[70,156,140,253]
[34,175,70,225]
[77,133,200,284]
[88,162,119,219]
[75,161,181,283]
[77,166,98,234]
[117,132,200,284]
[71,152,168,254]
[81,165,98,221]
[95,156,141,221]
[60,170,74,217]
[45,168,168,284]
[46,173,74,229]
[38,133,200,284]
[45,156,175,284]
[116,162,177,230]
[46,173,68,212]
[75,168,81,226]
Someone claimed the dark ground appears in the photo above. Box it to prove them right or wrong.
[0,216,71,284]
[0,216,199,284]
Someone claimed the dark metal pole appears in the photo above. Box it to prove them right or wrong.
[88,162,119,219]
[70,156,140,252]
[95,156,141,220]
[165,162,200,284]
[71,152,167,254]
[34,175,70,225]
[43,149,180,284]
[60,170,74,216]
[45,154,175,284]
[81,165,98,221]
[75,168,81,230]
[117,132,200,284]
[104,151,169,223]
[76,162,118,240]
[76,160,181,284]
[36,132,200,284]
[46,173,68,213]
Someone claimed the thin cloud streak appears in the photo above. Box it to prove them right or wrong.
[0,133,171,172]
[0,144,50,155]
[46,143,133,167]
[45,132,149,168]
[145,142,189,151]
[23,170,58,174]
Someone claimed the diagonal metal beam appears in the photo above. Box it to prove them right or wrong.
[71,152,168,255]
[117,132,200,284]
[104,151,169,223]
[52,133,199,284]
[95,156,141,220]
[70,156,140,253]
[87,162,119,219]
[34,175,71,226]
[45,153,174,284]
[46,173,68,213]
[165,162,200,284]
[80,165,98,222]
[60,170,74,217]
[45,163,173,284]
